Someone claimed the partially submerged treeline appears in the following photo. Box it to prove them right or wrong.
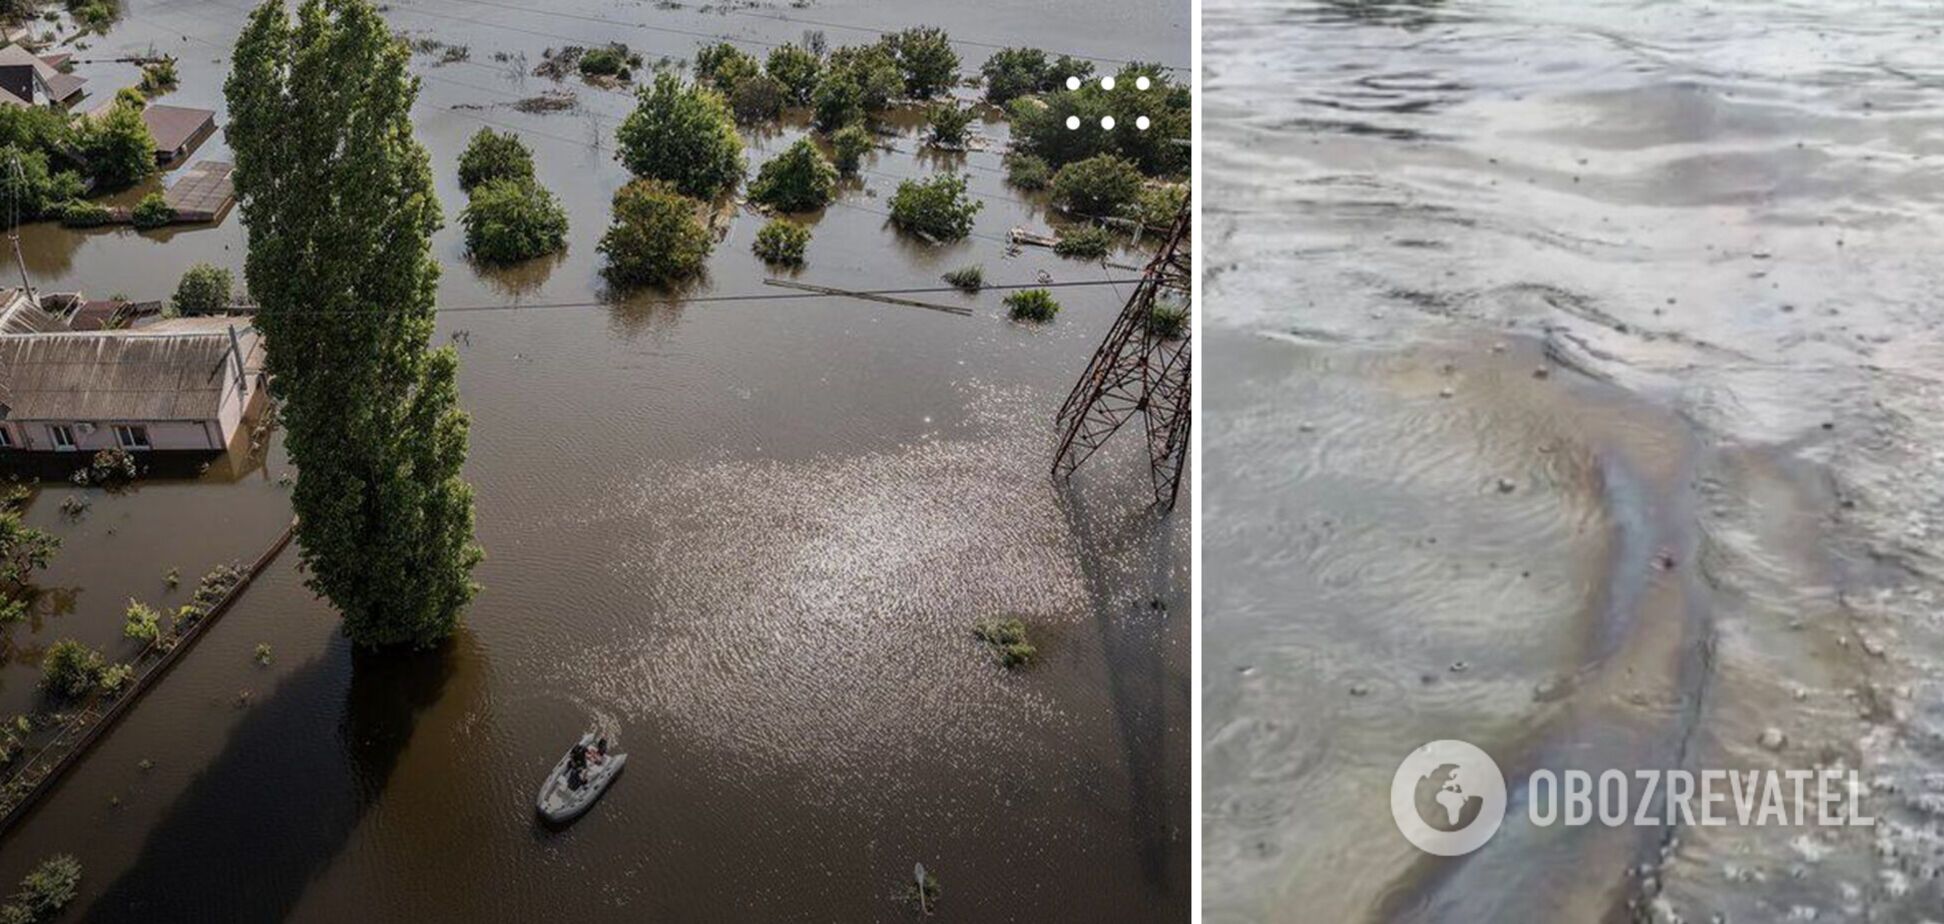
[0,97,159,228]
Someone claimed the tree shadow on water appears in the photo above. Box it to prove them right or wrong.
[83,635,465,922]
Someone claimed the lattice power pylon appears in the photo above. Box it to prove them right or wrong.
[1052,195,1192,509]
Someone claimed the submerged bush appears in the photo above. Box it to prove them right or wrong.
[729,73,785,122]
[462,177,569,264]
[123,599,162,645]
[578,43,641,80]
[887,173,981,242]
[694,42,759,92]
[169,262,233,316]
[1048,153,1143,216]
[1003,288,1060,323]
[615,73,745,200]
[1009,62,1190,176]
[811,71,864,131]
[1149,303,1188,340]
[599,179,711,288]
[40,640,103,699]
[98,662,133,695]
[829,124,872,176]
[77,99,156,193]
[826,42,902,112]
[456,127,535,193]
[1,854,80,923]
[885,26,958,99]
[941,265,983,292]
[1003,152,1050,191]
[56,198,111,227]
[0,145,84,225]
[751,218,810,265]
[130,192,174,229]
[139,56,178,95]
[925,103,974,147]
[748,138,837,212]
[972,617,1037,667]
[1129,182,1188,229]
[765,43,822,105]
[1053,225,1111,260]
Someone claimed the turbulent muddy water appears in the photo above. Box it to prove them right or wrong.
[1204,1,1944,922]
[0,0,1190,920]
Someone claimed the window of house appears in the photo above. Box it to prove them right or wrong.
[48,424,76,450]
[114,425,151,450]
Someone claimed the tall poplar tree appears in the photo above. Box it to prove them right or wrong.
[226,0,481,648]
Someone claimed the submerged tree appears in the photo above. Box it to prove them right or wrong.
[614,72,745,200]
[227,0,481,649]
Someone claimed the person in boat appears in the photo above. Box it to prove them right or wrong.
[589,737,609,765]
[567,743,587,789]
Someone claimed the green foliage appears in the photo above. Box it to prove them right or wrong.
[1003,288,1060,322]
[123,599,162,644]
[1003,152,1051,191]
[979,47,1050,105]
[825,43,901,112]
[578,43,640,80]
[887,173,981,242]
[747,138,836,212]
[130,191,173,229]
[77,99,157,193]
[67,0,116,31]
[599,179,711,288]
[728,73,785,123]
[828,124,871,175]
[456,128,534,193]
[227,0,481,648]
[972,617,1037,667]
[1048,153,1143,216]
[1010,62,1189,176]
[751,218,809,265]
[885,27,958,99]
[0,107,77,162]
[810,72,863,131]
[1,854,80,924]
[139,56,179,94]
[461,177,569,264]
[614,72,745,200]
[1129,182,1188,229]
[254,643,273,665]
[0,491,58,605]
[693,42,758,92]
[1148,303,1188,340]
[40,640,103,699]
[925,103,974,147]
[764,43,821,105]
[56,198,109,227]
[98,662,133,694]
[1053,225,1111,259]
[0,145,83,225]
[941,264,983,292]
[169,262,233,316]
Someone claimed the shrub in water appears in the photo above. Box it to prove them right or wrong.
[729,73,785,122]
[169,262,233,316]
[77,99,156,193]
[615,73,746,200]
[98,663,133,695]
[885,26,958,99]
[811,71,865,131]
[1049,153,1144,217]
[748,138,837,213]
[765,43,822,105]
[1003,288,1060,323]
[139,56,178,95]
[694,42,759,92]
[124,599,162,644]
[751,219,810,266]
[826,42,902,112]
[1053,226,1111,260]
[57,198,111,227]
[980,47,1052,105]
[578,43,640,80]
[941,265,983,292]
[40,640,103,699]
[1130,182,1188,229]
[1149,304,1188,340]
[829,124,872,176]
[462,177,569,264]
[972,618,1037,667]
[131,192,174,229]
[925,103,974,147]
[3,854,80,923]
[599,179,712,288]
[456,127,535,193]
[888,173,981,242]
[1003,152,1051,191]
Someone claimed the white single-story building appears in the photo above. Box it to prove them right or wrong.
[0,316,266,455]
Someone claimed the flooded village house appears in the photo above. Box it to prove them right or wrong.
[0,44,85,109]
[0,289,265,454]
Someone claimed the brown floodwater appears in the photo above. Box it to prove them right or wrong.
[1205,1,1944,922]
[0,0,1191,919]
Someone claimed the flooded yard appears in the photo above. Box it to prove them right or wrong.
[0,0,1190,919]
[1204,1,1944,921]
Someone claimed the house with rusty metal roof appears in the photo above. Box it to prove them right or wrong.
[0,289,265,455]
[0,44,87,108]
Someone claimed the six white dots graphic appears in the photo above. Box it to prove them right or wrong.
[1061,75,1154,130]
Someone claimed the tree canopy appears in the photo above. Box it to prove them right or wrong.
[227,0,481,649]
[765,43,821,105]
[599,179,712,288]
[614,72,746,200]
[77,99,157,192]
[462,177,569,264]
[169,263,234,316]
[747,138,836,213]
[888,173,982,242]
[457,128,535,192]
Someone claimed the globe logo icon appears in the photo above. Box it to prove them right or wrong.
[1390,740,1506,856]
